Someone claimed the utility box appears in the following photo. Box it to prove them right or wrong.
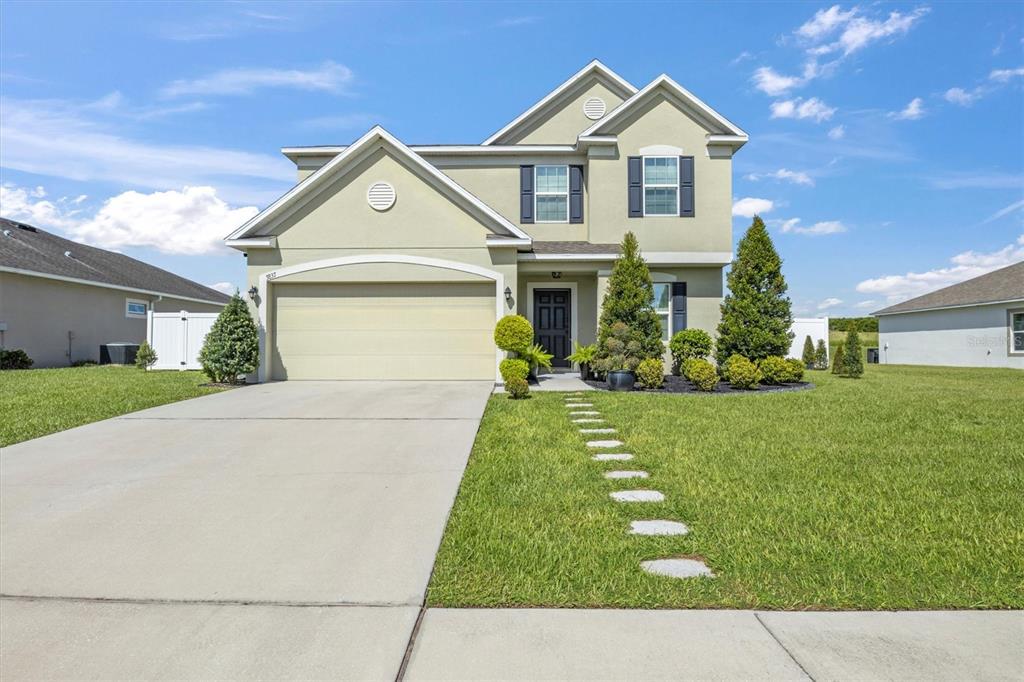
[866,348,880,364]
[100,343,139,366]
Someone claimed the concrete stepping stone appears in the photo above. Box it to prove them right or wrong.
[610,490,664,502]
[586,440,623,448]
[592,453,633,461]
[605,470,649,479]
[641,558,714,578]
[565,403,593,408]
[569,411,600,416]
[580,428,616,434]
[571,418,605,423]
[629,520,689,536]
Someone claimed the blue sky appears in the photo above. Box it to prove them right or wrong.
[1,1,1021,315]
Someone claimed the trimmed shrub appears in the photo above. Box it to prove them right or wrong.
[0,348,33,370]
[135,340,158,370]
[784,358,805,383]
[506,375,530,399]
[686,358,719,392]
[843,327,864,378]
[71,359,98,367]
[499,358,530,384]
[595,232,663,367]
[636,357,664,389]
[814,339,829,370]
[724,354,761,389]
[494,315,533,354]
[832,341,846,375]
[681,357,702,381]
[591,322,645,375]
[758,355,790,385]
[669,328,714,374]
[801,335,816,369]
[199,293,259,384]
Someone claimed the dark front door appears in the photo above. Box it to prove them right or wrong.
[534,289,571,367]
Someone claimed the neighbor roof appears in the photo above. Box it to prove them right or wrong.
[873,260,1024,315]
[0,218,230,305]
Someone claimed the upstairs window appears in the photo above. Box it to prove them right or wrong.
[535,165,569,222]
[643,157,678,216]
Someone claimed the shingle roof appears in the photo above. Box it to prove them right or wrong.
[0,218,231,305]
[530,241,621,255]
[873,260,1024,315]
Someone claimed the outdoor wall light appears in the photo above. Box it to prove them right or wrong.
[551,271,562,279]
[247,285,259,301]
[504,286,514,308]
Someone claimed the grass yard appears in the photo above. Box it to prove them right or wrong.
[429,365,1024,610]
[0,366,225,447]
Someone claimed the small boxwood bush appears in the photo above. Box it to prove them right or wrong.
[784,358,805,383]
[636,357,664,389]
[668,329,714,375]
[758,356,790,385]
[686,358,719,392]
[1,348,33,370]
[499,358,530,384]
[494,315,533,354]
[724,354,761,389]
[505,375,530,399]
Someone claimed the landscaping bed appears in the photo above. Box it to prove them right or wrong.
[583,374,813,394]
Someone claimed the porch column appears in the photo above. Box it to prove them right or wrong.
[596,269,611,331]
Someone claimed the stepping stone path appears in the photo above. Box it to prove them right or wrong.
[572,418,605,423]
[580,428,616,434]
[586,440,623,448]
[629,520,689,536]
[592,453,633,461]
[610,490,664,502]
[569,411,600,416]
[565,403,593,408]
[641,558,713,579]
[604,470,649,479]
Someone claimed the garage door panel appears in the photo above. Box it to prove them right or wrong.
[272,282,496,380]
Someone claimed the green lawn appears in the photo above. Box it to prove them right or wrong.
[429,365,1024,610]
[0,366,224,447]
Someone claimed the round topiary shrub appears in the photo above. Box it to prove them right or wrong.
[686,358,719,392]
[669,329,714,374]
[724,354,761,389]
[758,356,790,385]
[499,358,530,384]
[636,357,664,389]
[494,315,534,354]
[783,358,805,383]
[506,375,530,399]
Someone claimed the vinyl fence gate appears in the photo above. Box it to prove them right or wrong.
[147,311,218,370]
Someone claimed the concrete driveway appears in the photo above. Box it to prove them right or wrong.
[0,380,492,680]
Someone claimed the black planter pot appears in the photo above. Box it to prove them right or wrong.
[579,363,590,380]
[607,370,636,391]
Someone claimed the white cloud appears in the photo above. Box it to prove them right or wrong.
[829,7,930,56]
[853,300,879,309]
[745,168,815,186]
[889,97,925,120]
[0,183,257,255]
[797,5,858,40]
[944,86,981,106]
[732,197,775,218]
[817,297,843,310]
[770,97,836,122]
[928,172,1023,190]
[752,66,804,96]
[827,124,846,139]
[161,61,353,97]
[856,234,1024,302]
[981,199,1024,225]
[208,281,237,295]
[779,218,847,235]
[989,66,1024,82]
[297,113,377,130]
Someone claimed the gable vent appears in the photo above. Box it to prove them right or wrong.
[583,97,606,120]
[366,182,396,211]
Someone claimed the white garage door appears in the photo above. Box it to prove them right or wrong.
[271,282,496,380]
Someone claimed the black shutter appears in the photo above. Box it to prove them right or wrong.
[520,165,534,224]
[679,156,694,217]
[671,282,687,332]
[628,156,643,217]
[569,165,584,223]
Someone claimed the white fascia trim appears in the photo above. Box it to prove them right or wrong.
[519,251,733,264]
[0,266,228,307]
[282,145,578,158]
[577,135,617,144]
[229,125,532,242]
[873,298,1024,317]
[706,134,749,146]
[482,59,638,145]
[486,236,533,249]
[256,254,506,383]
[225,237,277,250]
[578,74,748,140]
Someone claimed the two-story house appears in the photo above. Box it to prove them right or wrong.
[225,61,747,382]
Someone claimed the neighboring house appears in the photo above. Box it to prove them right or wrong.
[225,60,748,381]
[0,218,229,367]
[874,261,1024,369]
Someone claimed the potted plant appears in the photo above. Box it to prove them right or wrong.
[565,341,597,380]
[519,343,554,380]
[592,322,644,391]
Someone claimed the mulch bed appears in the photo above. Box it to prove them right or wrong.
[583,374,814,394]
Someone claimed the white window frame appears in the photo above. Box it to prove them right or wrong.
[534,165,569,223]
[126,298,149,319]
[642,156,679,217]
[651,282,672,343]
[1010,310,1024,356]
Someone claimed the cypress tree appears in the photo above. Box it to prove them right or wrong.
[596,231,663,361]
[831,341,845,374]
[801,335,816,368]
[843,326,864,378]
[814,338,828,369]
[715,216,794,365]
[199,293,259,383]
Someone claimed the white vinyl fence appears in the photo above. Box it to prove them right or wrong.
[147,311,219,370]
[788,317,829,362]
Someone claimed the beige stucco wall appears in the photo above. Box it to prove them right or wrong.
[0,272,222,368]
[504,79,627,145]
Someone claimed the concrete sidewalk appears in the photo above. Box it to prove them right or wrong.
[404,608,1024,681]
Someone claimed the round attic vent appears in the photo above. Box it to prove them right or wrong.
[366,182,396,211]
[583,97,606,120]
